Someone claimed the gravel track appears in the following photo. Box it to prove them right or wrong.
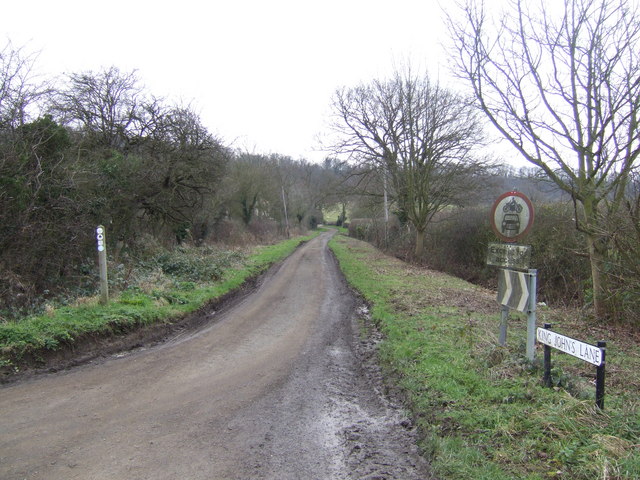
[0,232,432,479]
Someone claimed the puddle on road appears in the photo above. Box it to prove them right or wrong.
[313,335,430,480]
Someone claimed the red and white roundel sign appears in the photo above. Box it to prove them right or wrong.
[490,191,534,243]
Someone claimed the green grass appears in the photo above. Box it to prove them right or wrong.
[330,233,640,480]
[322,205,353,226]
[0,232,320,370]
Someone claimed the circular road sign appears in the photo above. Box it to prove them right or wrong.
[490,191,534,243]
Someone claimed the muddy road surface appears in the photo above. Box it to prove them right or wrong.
[0,232,432,480]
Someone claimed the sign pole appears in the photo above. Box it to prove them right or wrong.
[489,190,536,357]
[499,305,509,346]
[96,225,109,305]
[526,269,537,361]
[595,341,606,410]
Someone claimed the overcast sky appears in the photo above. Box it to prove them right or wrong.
[2,0,508,163]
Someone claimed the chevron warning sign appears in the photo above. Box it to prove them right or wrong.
[497,269,532,312]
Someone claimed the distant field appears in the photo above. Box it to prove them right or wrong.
[322,205,352,225]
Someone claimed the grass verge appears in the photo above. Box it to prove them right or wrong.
[329,234,640,480]
[0,232,320,372]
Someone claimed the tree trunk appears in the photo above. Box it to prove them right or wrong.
[581,195,610,320]
[586,233,609,320]
[414,228,425,258]
[281,185,290,238]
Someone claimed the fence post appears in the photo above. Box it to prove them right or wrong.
[596,341,607,410]
[543,323,552,387]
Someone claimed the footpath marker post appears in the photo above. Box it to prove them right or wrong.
[96,225,109,304]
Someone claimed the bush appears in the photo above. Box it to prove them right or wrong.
[603,200,640,324]
[151,246,245,283]
[349,203,594,309]
[425,208,495,283]
[424,204,591,307]
[526,203,589,306]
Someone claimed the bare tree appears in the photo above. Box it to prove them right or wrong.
[139,105,229,229]
[448,0,640,319]
[330,69,485,257]
[0,41,49,130]
[54,67,144,150]
[225,153,275,226]
[0,42,52,218]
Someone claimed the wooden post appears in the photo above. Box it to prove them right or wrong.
[96,225,109,304]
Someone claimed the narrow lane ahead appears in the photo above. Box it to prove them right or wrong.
[0,232,431,480]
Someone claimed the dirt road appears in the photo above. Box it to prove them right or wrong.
[0,232,431,479]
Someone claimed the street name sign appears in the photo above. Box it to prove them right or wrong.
[536,327,604,366]
[487,242,531,270]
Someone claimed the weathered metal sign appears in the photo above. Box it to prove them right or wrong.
[536,327,604,366]
[487,242,531,270]
[497,268,533,312]
[490,191,535,243]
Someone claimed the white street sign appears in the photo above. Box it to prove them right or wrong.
[536,328,604,366]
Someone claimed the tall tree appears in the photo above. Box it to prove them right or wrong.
[448,0,640,319]
[225,153,276,226]
[140,105,229,229]
[54,67,144,151]
[330,69,485,256]
[0,41,49,130]
[0,44,82,313]
[53,67,229,246]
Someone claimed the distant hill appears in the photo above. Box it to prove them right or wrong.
[478,173,570,205]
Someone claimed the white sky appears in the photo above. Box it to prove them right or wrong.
[2,0,513,163]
